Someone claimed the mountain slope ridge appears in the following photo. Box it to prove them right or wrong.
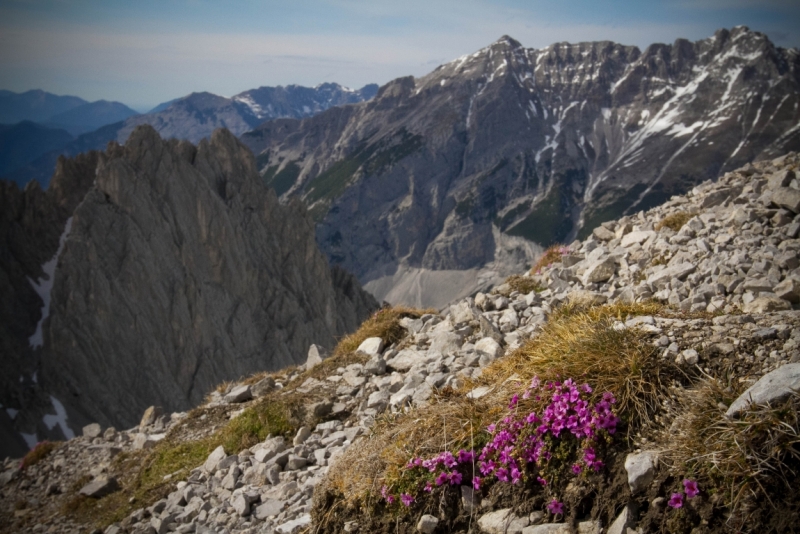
[241,26,800,308]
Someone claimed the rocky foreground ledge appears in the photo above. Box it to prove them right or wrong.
[1,153,799,534]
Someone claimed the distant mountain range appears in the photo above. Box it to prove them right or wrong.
[0,89,87,124]
[1,83,378,188]
[0,90,138,135]
[240,26,800,307]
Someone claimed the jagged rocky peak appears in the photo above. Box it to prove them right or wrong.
[0,124,378,456]
[240,27,799,310]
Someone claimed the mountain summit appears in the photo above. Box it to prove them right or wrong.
[241,27,800,307]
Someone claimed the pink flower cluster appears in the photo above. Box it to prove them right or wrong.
[668,479,700,509]
[478,378,618,485]
[534,246,572,275]
[381,377,620,515]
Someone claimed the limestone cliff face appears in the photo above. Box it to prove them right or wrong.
[1,125,377,453]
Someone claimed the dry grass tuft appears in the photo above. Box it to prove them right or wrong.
[661,379,800,528]
[655,211,694,232]
[332,306,435,357]
[215,380,233,395]
[504,274,544,295]
[530,244,571,275]
[481,301,669,433]
[321,392,502,510]
[20,440,61,470]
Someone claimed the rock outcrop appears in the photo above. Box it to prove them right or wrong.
[0,125,378,455]
[241,27,800,307]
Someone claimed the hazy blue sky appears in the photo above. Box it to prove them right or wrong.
[1,0,798,111]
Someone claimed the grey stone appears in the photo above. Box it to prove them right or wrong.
[624,451,658,494]
[364,357,387,376]
[367,390,390,411]
[727,363,800,417]
[429,331,464,355]
[276,513,311,534]
[607,505,634,534]
[478,508,529,534]
[139,406,164,430]
[286,454,307,470]
[475,337,503,360]
[593,226,615,241]
[577,521,602,534]
[743,296,791,313]
[647,262,696,288]
[356,337,384,356]
[224,385,252,404]
[768,169,794,189]
[204,446,227,473]
[680,349,699,366]
[621,230,655,247]
[293,427,312,446]
[150,515,173,534]
[450,301,478,326]
[522,524,571,534]
[772,187,800,213]
[499,308,520,332]
[417,514,439,534]
[253,498,284,519]
[231,493,252,517]
[11,126,378,437]
[266,464,282,485]
[82,423,102,438]
[251,377,276,397]
[306,344,328,371]
[583,258,616,284]
[79,476,120,498]
[387,349,425,372]
[774,277,800,303]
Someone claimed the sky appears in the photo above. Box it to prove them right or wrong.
[1,0,799,112]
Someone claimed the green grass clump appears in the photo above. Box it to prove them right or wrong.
[20,440,60,469]
[217,400,295,453]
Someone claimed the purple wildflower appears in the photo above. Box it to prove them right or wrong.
[683,479,699,498]
[400,493,414,507]
[668,493,684,509]
[547,499,564,515]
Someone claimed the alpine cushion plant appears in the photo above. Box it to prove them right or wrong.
[381,377,620,516]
